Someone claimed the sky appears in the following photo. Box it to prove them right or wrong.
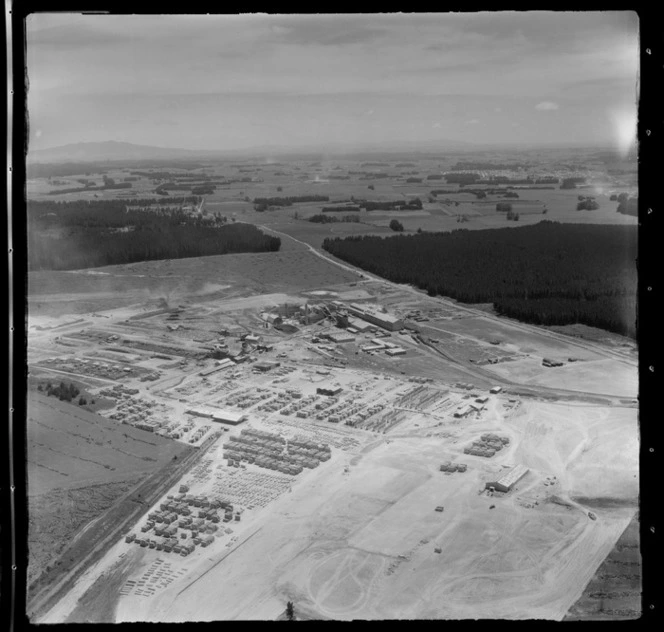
[26,12,640,153]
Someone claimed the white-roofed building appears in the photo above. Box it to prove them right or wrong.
[186,407,246,425]
[346,303,403,331]
[485,464,529,493]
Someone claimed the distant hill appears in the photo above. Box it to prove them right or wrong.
[28,141,220,163]
[28,138,479,164]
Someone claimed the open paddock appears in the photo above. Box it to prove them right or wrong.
[29,249,363,318]
[263,219,394,249]
[425,316,607,361]
[27,393,190,494]
[487,356,637,398]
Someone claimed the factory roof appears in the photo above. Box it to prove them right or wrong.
[349,303,402,324]
[328,333,355,343]
[497,464,529,489]
[186,407,244,423]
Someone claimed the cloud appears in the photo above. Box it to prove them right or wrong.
[365,109,374,115]
[494,107,502,113]
[432,122,441,128]
[465,119,480,125]
[535,101,560,111]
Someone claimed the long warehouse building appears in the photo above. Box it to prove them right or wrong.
[346,303,404,331]
[485,464,529,493]
[186,407,246,425]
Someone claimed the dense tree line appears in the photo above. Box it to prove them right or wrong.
[359,173,390,179]
[30,223,280,270]
[510,185,556,190]
[28,199,201,230]
[155,182,204,195]
[396,163,417,167]
[322,206,361,212]
[406,177,423,183]
[443,173,482,184]
[28,200,280,270]
[426,174,444,180]
[361,162,390,167]
[450,162,528,171]
[359,199,422,211]
[38,381,80,402]
[191,185,216,195]
[329,175,351,180]
[478,177,535,185]
[130,170,210,180]
[253,195,329,208]
[322,222,637,337]
[560,177,587,189]
[308,214,360,224]
[432,188,516,198]
[48,182,133,195]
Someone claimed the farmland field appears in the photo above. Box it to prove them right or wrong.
[564,515,641,620]
[28,479,141,585]
[26,392,194,594]
[27,393,189,493]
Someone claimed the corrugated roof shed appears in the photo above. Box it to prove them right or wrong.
[497,464,529,489]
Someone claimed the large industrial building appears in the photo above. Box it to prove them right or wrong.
[347,317,372,332]
[485,464,529,493]
[346,303,404,332]
[327,332,355,343]
[186,407,246,425]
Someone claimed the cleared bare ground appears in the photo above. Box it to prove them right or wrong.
[104,396,637,621]
[28,249,362,317]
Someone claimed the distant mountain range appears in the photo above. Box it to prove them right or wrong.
[27,138,618,164]
[28,139,482,163]
[28,141,220,163]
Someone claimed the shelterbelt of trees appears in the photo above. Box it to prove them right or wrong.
[309,214,360,224]
[323,221,637,337]
[357,198,423,211]
[253,195,330,211]
[27,199,280,271]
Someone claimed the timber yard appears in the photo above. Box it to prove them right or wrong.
[27,242,639,621]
